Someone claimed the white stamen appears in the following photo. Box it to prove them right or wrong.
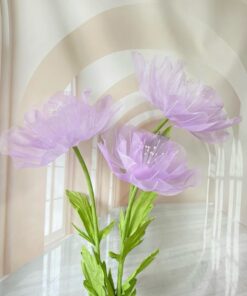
[143,137,162,165]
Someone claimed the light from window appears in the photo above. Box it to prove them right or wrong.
[44,154,66,242]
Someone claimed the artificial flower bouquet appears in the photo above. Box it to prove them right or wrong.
[0,52,240,295]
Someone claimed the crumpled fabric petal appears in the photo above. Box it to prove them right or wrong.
[98,125,199,196]
[133,52,241,143]
[0,91,115,168]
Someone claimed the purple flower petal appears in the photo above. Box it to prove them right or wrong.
[0,91,115,168]
[98,126,199,196]
[133,52,241,143]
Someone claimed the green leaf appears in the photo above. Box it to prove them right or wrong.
[66,189,84,209]
[128,191,156,237]
[109,251,120,262]
[83,281,98,296]
[72,223,94,244]
[116,191,157,296]
[119,209,125,237]
[107,269,115,294]
[125,249,159,284]
[122,249,159,295]
[123,219,153,258]
[66,190,95,244]
[99,221,115,242]
[122,277,137,296]
[81,247,106,296]
[100,261,115,296]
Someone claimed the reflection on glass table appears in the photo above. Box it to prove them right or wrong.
[1,203,247,296]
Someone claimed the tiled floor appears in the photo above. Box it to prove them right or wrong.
[1,203,247,295]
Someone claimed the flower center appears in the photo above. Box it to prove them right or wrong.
[143,136,164,165]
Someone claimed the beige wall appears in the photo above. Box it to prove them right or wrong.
[4,168,46,273]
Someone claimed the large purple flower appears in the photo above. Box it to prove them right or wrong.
[133,52,241,143]
[0,91,114,168]
[98,126,198,196]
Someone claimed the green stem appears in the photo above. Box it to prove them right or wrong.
[123,187,138,238]
[72,146,100,257]
[117,187,138,296]
[116,118,170,295]
[117,261,124,296]
[153,118,169,134]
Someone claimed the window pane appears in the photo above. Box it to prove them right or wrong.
[46,166,52,201]
[54,167,65,198]
[64,83,72,94]
[55,154,66,166]
[52,198,64,232]
[44,201,51,236]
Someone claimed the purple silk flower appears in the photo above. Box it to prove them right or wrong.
[0,91,114,168]
[133,52,241,143]
[98,126,198,196]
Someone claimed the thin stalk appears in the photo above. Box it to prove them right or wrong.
[72,146,100,257]
[123,187,138,238]
[117,187,138,295]
[153,118,169,133]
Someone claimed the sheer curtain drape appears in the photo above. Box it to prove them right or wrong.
[0,1,46,277]
[0,0,12,278]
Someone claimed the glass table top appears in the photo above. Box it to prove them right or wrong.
[1,203,247,296]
